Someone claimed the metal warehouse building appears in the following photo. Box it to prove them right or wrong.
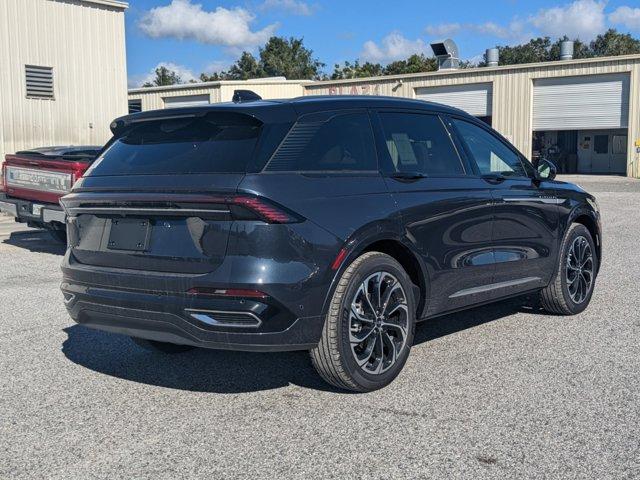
[0,0,128,161]
[129,53,640,178]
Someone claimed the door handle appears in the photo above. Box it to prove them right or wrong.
[481,174,506,185]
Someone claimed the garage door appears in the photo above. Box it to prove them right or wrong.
[163,94,210,109]
[415,83,493,117]
[533,74,629,130]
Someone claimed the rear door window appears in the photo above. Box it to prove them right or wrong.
[88,112,261,176]
[265,112,377,172]
[378,112,465,176]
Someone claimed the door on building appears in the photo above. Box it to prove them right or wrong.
[532,73,630,175]
[577,130,628,174]
[415,83,493,125]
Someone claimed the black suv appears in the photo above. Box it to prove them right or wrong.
[60,95,601,392]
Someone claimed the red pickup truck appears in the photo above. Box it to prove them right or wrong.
[0,146,101,242]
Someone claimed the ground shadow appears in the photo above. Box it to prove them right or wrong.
[3,229,65,255]
[62,295,537,394]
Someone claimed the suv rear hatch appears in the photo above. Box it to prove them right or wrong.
[61,107,295,275]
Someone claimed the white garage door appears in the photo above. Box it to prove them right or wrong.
[415,83,493,117]
[533,74,630,130]
[163,94,210,109]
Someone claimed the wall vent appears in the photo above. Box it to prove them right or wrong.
[25,65,54,99]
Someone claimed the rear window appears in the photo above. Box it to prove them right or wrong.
[88,113,261,176]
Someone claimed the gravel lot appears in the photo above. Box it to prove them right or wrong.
[1,175,639,479]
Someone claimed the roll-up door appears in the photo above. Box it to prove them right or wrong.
[415,83,493,117]
[163,94,211,109]
[533,74,629,131]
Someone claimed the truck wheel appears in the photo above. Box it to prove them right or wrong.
[310,252,416,392]
[540,223,598,315]
[131,337,195,353]
[48,229,67,244]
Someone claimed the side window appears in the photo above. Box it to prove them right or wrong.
[378,113,464,176]
[451,118,527,177]
[266,112,377,172]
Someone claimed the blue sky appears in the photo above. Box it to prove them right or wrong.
[125,0,640,87]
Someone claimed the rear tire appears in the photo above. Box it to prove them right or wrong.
[310,252,416,392]
[540,223,597,315]
[131,337,195,353]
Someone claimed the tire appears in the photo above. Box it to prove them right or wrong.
[310,252,417,392]
[131,337,196,353]
[48,229,67,244]
[540,223,598,315]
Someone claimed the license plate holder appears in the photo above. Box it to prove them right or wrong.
[107,218,151,251]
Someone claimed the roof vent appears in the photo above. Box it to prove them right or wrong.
[486,48,499,67]
[560,40,574,60]
[232,90,262,103]
[430,39,460,70]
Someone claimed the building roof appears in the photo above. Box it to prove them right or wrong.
[78,0,128,10]
[128,78,314,95]
[307,53,640,87]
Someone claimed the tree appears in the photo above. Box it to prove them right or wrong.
[590,29,640,57]
[142,66,182,87]
[331,61,383,79]
[486,29,640,66]
[259,37,325,79]
[383,54,438,75]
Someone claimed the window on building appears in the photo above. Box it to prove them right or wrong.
[128,99,142,114]
[378,113,464,176]
[612,135,627,155]
[266,112,377,172]
[452,118,526,177]
[594,135,609,154]
[25,65,54,99]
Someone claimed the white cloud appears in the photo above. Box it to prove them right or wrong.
[360,32,431,63]
[529,0,606,40]
[128,62,197,88]
[425,23,461,38]
[139,0,278,48]
[609,6,640,31]
[260,0,316,16]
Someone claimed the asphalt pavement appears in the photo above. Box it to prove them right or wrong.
[0,175,639,479]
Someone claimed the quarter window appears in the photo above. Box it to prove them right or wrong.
[378,113,464,176]
[266,112,377,172]
[452,118,526,177]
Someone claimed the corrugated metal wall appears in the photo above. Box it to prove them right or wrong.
[0,0,128,159]
[304,56,640,177]
[128,81,309,112]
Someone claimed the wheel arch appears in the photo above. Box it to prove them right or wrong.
[322,232,429,320]
[569,208,601,272]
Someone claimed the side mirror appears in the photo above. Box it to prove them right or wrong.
[536,158,557,181]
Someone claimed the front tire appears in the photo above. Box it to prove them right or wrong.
[540,223,598,315]
[310,252,416,392]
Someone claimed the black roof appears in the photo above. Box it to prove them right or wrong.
[111,95,469,134]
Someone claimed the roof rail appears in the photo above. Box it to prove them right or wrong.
[232,90,263,103]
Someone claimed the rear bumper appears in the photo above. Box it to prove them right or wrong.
[0,193,65,226]
[61,277,325,352]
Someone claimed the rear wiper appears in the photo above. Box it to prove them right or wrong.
[389,172,427,180]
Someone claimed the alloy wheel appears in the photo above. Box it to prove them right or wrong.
[348,272,409,375]
[566,235,594,304]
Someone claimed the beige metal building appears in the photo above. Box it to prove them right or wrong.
[0,0,128,160]
[127,78,313,113]
[129,54,640,177]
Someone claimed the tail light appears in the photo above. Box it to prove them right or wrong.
[230,196,299,224]
[1,161,6,192]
